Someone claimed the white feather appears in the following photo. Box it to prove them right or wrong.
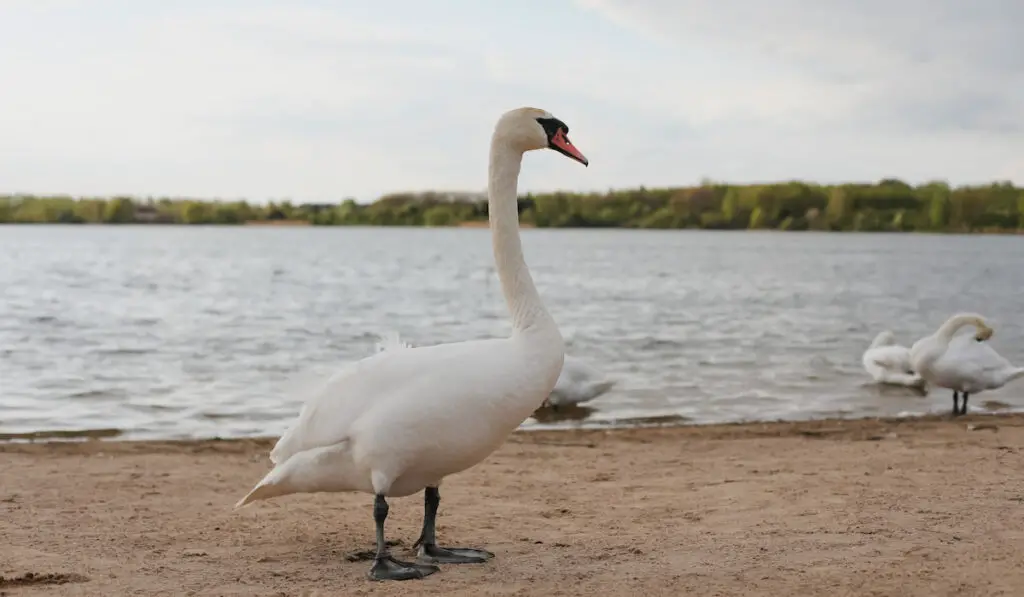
[916,334,1024,394]
[861,330,927,388]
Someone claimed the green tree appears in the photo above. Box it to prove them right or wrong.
[749,207,766,229]
[423,206,454,226]
[825,187,850,228]
[3,179,1024,232]
[182,201,207,224]
[104,197,135,223]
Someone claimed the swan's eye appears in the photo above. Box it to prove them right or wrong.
[535,117,569,139]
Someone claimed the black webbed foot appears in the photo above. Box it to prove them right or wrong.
[416,543,495,565]
[368,555,438,581]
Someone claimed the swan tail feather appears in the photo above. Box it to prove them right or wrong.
[1008,368,1024,383]
[235,443,358,509]
[234,465,295,508]
[235,477,289,508]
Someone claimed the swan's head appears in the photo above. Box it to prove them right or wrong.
[495,107,588,166]
[936,312,991,342]
[975,324,994,342]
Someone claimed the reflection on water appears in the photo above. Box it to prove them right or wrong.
[1,225,1023,440]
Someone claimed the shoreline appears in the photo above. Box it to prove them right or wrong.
[1,410,1021,447]
[3,221,1023,235]
[3,413,1023,595]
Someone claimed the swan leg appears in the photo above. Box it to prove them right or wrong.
[951,391,960,416]
[961,392,970,416]
[413,486,495,565]
[368,494,439,581]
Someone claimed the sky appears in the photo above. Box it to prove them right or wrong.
[0,0,1022,203]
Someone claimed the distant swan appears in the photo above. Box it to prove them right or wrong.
[909,313,1024,415]
[543,355,616,409]
[234,107,589,582]
[861,330,927,389]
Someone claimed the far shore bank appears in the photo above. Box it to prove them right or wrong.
[5,179,1024,234]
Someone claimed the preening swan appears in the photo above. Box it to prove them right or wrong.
[234,107,589,582]
[908,313,1023,415]
[543,355,616,409]
[861,330,927,389]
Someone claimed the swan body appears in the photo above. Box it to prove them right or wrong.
[254,337,559,498]
[544,355,616,408]
[235,106,589,581]
[374,339,613,411]
[861,330,927,389]
[916,334,1024,395]
[908,313,1023,415]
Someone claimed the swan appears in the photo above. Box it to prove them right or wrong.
[543,355,616,409]
[234,107,589,582]
[861,330,927,389]
[909,313,1024,415]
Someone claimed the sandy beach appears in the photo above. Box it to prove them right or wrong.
[2,414,1023,597]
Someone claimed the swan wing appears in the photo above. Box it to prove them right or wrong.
[864,345,913,372]
[933,335,1017,387]
[270,337,531,465]
[863,344,926,387]
[269,332,414,464]
[269,352,383,464]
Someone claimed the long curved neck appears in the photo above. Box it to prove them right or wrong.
[869,332,893,349]
[935,313,986,342]
[487,139,556,335]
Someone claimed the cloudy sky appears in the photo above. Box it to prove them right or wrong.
[1,0,1021,202]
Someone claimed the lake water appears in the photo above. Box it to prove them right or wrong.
[1,225,1022,440]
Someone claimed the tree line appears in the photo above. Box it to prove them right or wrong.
[2,179,1023,232]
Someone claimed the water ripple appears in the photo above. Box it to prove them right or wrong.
[1,226,1023,440]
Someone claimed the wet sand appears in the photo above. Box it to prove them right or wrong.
[2,414,1024,596]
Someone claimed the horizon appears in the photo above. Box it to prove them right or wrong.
[3,176,1020,207]
[1,1,1022,202]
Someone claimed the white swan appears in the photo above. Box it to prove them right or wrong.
[909,313,1024,415]
[234,107,589,582]
[543,355,615,409]
[861,330,927,389]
